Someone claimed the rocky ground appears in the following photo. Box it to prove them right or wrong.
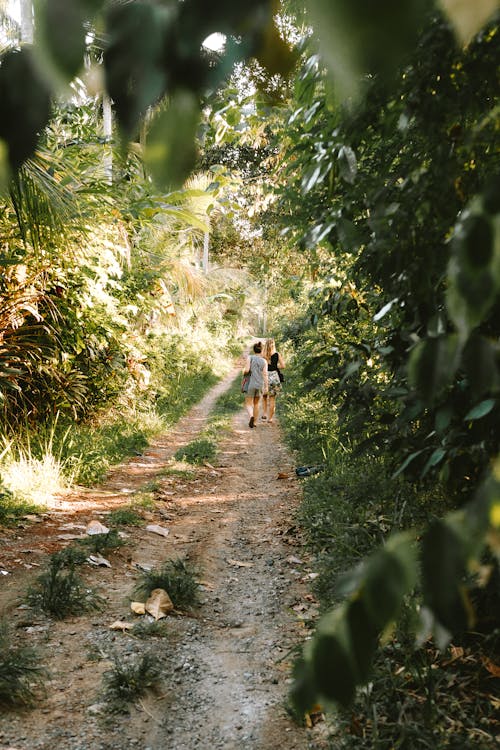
[0,369,330,750]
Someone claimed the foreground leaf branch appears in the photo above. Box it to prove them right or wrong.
[292,464,500,712]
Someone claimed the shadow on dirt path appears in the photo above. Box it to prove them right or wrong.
[0,369,329,750]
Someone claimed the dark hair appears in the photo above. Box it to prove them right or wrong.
[253,341,262,353]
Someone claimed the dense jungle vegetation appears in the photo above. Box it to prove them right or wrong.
[0,0,499,746]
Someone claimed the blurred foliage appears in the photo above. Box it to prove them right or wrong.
[266,5,500,730]
[0,0,498,736]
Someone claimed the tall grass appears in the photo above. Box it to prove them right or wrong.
[0,327,240,506]
[0,422,75,507]
[0,479,41,524]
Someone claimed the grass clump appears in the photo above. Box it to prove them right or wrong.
[77,529,124,555]
[0,425,75,506]
[107,507,144,526]
[134,558,200,609]
[0,622,47,707]
[102,653,162,714]
[27,555,104,619]
[51,545,88,568]
[162,463,196,480]
[0,480,41,526]
[60,419,151,487]
[174,438,216,466]
[212,379,243,417]
[131,620,169,639]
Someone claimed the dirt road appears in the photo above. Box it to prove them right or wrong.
[0,369,328,750]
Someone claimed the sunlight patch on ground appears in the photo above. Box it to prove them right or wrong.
[1,453,69,507]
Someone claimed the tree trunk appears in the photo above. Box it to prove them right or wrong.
[102,93,113,185]
[20,0,33,43]
[202,231,209,273]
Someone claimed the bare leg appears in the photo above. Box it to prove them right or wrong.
[268,395,276,422]
[244,396,254,418]
[261,394,268,419]
[253,395,260,424]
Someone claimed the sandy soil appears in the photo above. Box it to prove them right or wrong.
[0,369,329,750]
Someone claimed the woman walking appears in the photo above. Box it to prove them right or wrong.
[261,338,285,424]
[244,341,268,428]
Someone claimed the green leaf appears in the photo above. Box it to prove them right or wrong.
[0,48,52,170]
[339,359,361,384]
[373,298,398,323]
[462,334,499,399]
[464,398,496,421]
[435,407,452,433]
[447,265,496,335]
[337,145,357,184]
[311,609,357,708]
[144,91,200,190]
[336,217,365,252]
[446,208,499,337]
[467,464,500,544]
[346,597,379,683]
[35,0,87,82]
[289,657,319,715]
[421,519,470,632]
[305,0,429,98]
[392,449,425,478]
[301,164,322,194]
[458,214,494,269]
[408,335,460,403]
[104,2,168,136]
[362,543,415,630]
[421,447,446,477]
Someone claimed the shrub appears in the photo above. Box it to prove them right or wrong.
[27,557,104,619]
[77,529,124,555]
[174,438,216,465]
[51,545,88,568]
[107,507,144,526]
[0,622,47,707]
[134,558,200,609]
[102,653,162,713]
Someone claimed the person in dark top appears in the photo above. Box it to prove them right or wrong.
[261,338,285,424]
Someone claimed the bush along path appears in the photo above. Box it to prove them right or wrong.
[0,369,329,750]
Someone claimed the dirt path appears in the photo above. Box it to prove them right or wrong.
[0,369,328,750]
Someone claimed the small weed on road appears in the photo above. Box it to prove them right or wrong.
[0,622,47,707]
[102,653,162,714]
[135,558,200,609]
[27,556,104,619]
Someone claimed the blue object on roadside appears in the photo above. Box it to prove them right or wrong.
[295,465,325,477]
